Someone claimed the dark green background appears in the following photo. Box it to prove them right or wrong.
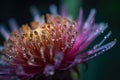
[0,0,120,80]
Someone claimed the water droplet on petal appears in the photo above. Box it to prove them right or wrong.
[44,64,55,76]
[28,57,35,65]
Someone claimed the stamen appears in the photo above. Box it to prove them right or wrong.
[41,31,46,40]
[34,31,41,46]
[40,48,46,62]
[36,36,40,46]
[49,46,53,58]
[26,50,32,57]
[31,21,39,29]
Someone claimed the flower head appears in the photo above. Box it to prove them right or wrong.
[0,5,116,80]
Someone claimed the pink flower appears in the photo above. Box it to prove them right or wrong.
[0,5,116,80]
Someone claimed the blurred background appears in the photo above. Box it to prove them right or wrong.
[0,0,120,80]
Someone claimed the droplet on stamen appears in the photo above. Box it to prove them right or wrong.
[28,57,35,65]
[40,48,46,62]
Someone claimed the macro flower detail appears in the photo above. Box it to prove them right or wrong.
[0,5,116,80]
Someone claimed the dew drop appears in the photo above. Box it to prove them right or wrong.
[54,52,63,63]
[30,57,35,62]
[28,57,35,65]
[44,64,55,76]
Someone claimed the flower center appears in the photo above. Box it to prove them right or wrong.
[3,15,78,68]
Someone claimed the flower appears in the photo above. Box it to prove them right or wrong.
[0,5,116,80]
